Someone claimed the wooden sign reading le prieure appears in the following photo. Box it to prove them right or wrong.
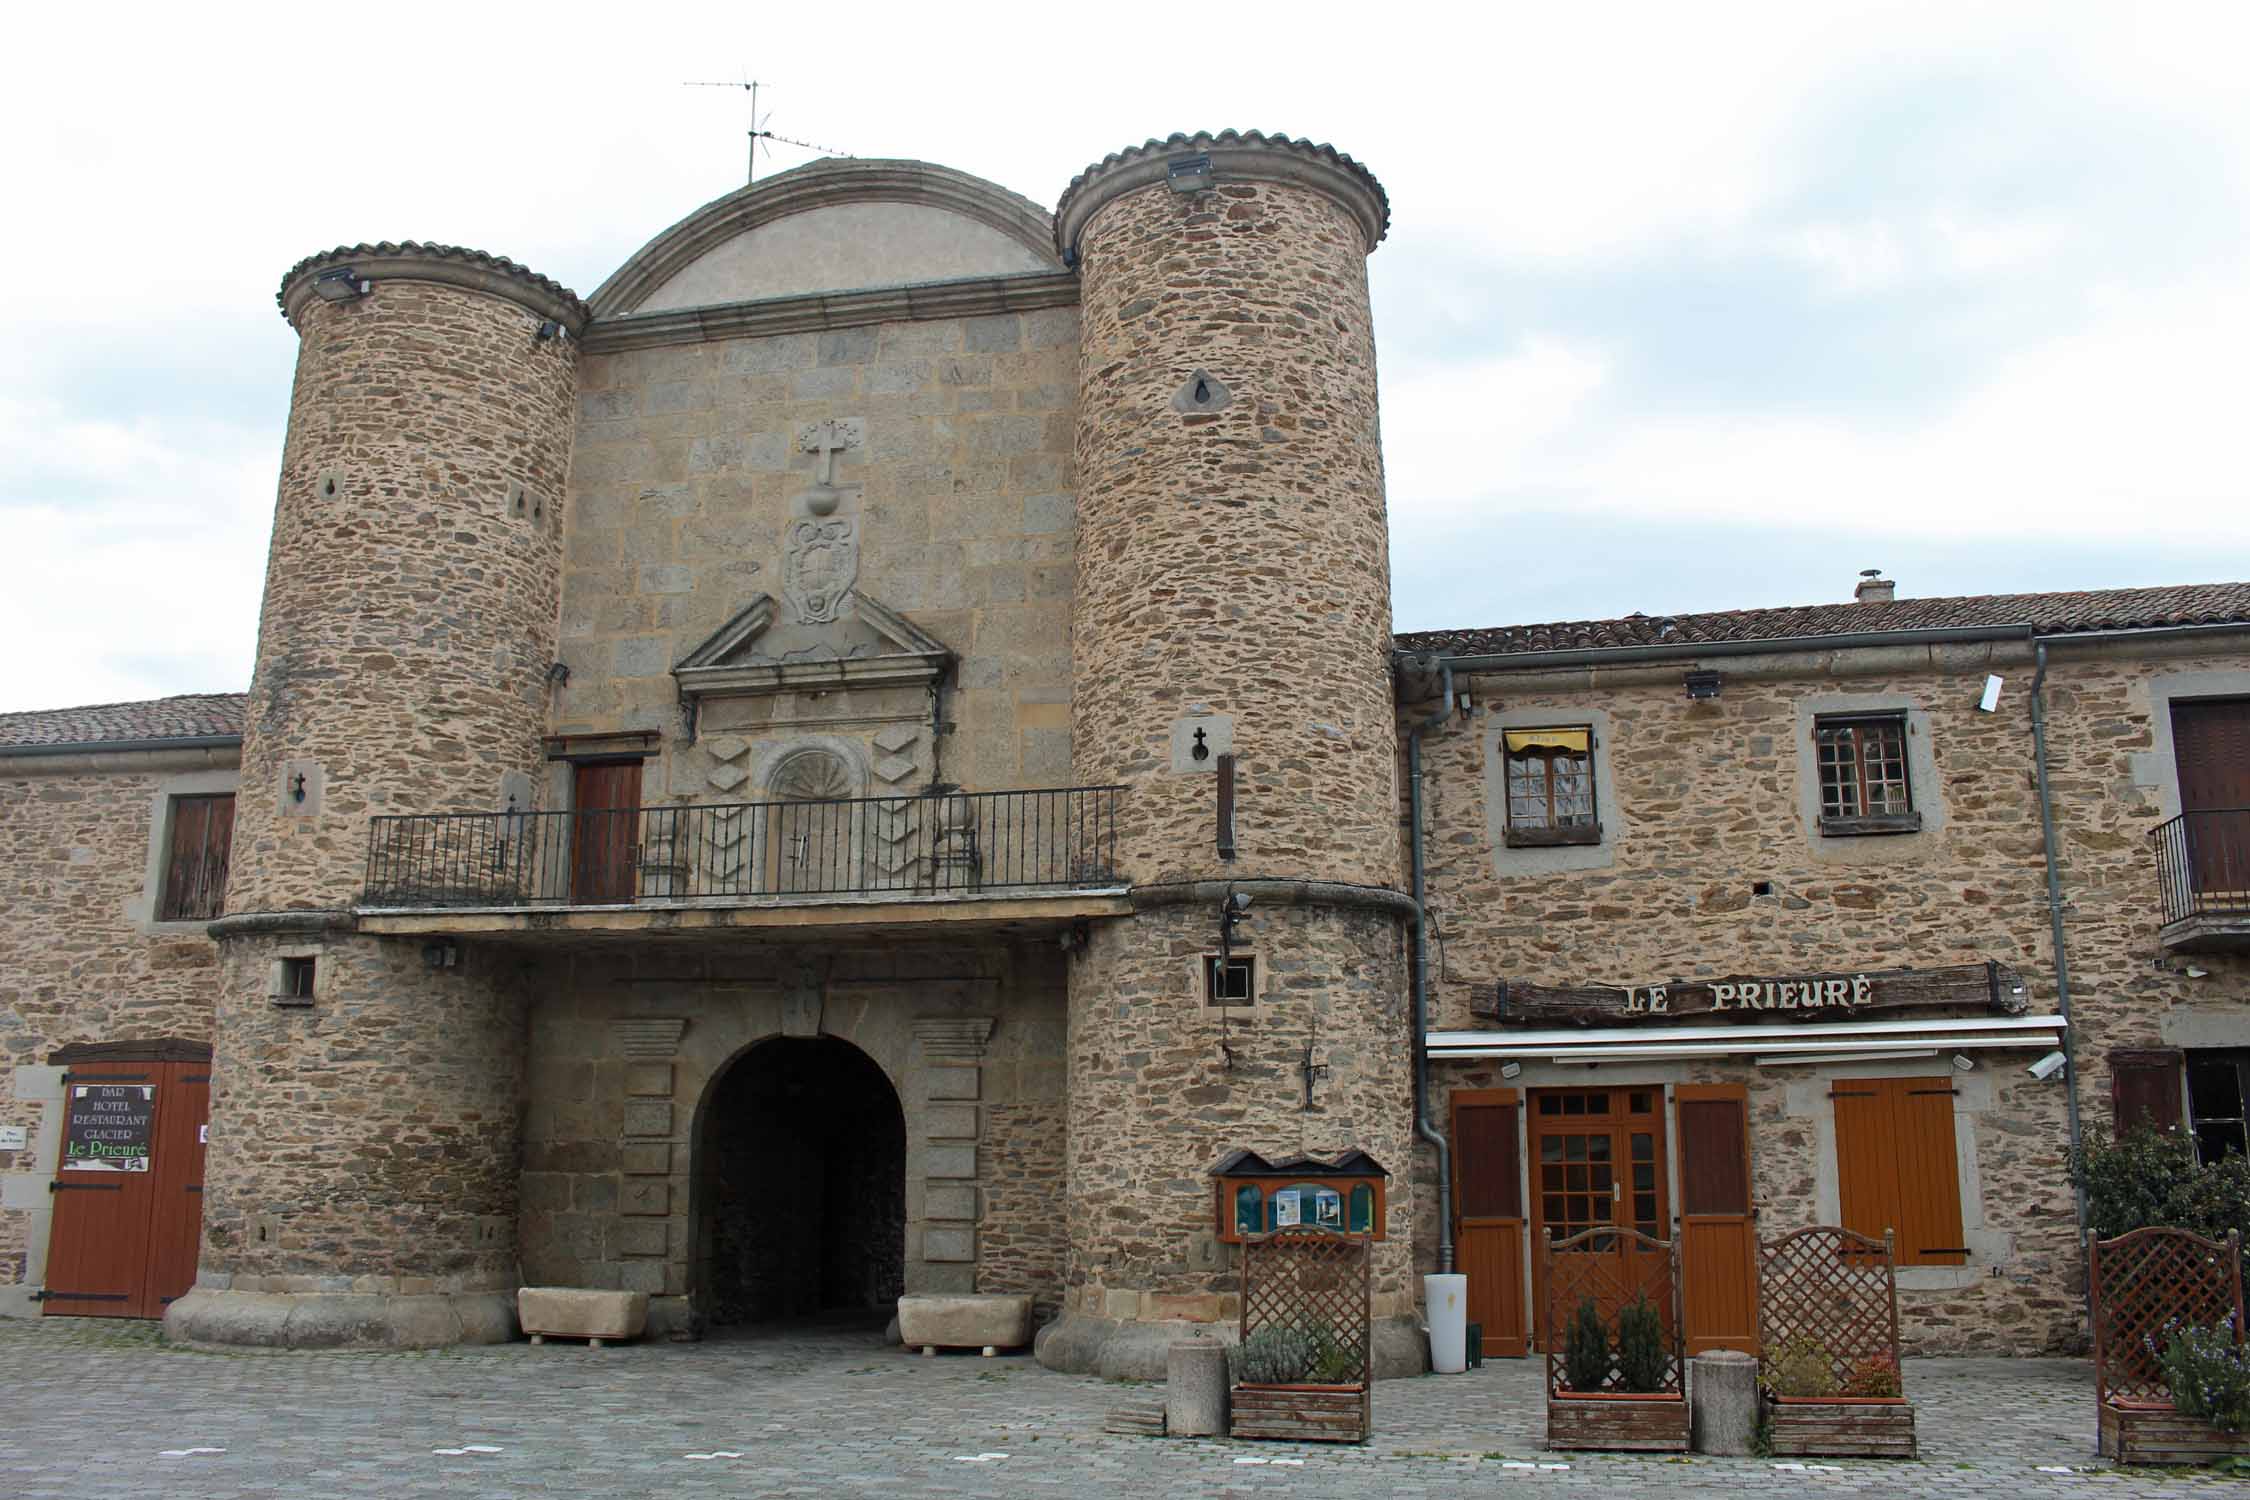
[1482,961,2028,1027]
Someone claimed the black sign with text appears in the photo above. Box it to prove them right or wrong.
[62,1084,156,1172]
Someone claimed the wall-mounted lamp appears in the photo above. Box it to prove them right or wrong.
[534,319,566,343]
[1684,669,1723,700]
[1952,1053,1977,1073]
[290,772,308,805]
[1167,153,1215,193]
[421,939,460,970]
[1500,1061,1523,1080]
[312,266,369,303]
[1220,887,1252,955]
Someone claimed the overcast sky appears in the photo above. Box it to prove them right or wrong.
[4,2,2247,713]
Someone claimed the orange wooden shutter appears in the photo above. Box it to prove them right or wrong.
[1451,1088,1527,1357]
[2110,1049,2185,1134]
[1831,1080,1898,1254]
[1834,1077,1965,1267]
[1894,1080,1967,1266]
[1676,1083,1759,1353]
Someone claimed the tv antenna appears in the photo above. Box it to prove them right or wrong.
[682,76,853,184]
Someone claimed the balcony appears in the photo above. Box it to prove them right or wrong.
[2152,809,2250,952]
[357,785,1128,943]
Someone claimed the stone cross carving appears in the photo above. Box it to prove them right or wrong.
[796,420,855,490]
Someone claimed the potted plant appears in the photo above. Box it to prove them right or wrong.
[1546,1281,1689,1452]
[1762,1334,1916,1457]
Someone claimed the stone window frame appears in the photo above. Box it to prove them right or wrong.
[1793,693,1946,866]
[1482,706,1619,877]
[268,947,323,1006]
[1811,712,1920,836]
[131,767,242,935]
[1188,949,1264,1012]
[2136,668,2250,821]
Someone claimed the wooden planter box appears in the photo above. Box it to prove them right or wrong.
[2100,1399,2250,1465]
[1230,1384,1370,1444]
[1546,1391,1690,1451]
[1768,1396,1917,1458]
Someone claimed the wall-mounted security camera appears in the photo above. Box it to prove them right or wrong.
[2028,1050,2067,1081]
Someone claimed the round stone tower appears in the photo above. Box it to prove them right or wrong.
[167,244,585,1347]
[1040,133,1420,1376]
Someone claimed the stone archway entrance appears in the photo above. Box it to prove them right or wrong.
[695,1037,906,1327]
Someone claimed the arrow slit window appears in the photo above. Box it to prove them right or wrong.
[1503,726,1599,848]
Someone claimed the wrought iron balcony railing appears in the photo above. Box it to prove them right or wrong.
[2151,808,2250,931]
[362,785,1122,909]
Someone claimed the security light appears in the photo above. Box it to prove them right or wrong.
[1167,153,1214,193]
[1684,669,1723,700]
[312,266,368,302]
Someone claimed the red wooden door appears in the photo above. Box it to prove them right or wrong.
[44,1048,211,1319]
[145,1061,211,1314]
[571,760,643,904]
[1452,1087,1527,1356]
[2174,699,2250,896]
[1675,1083,1759,1353]
[1529,1087,1670,1348]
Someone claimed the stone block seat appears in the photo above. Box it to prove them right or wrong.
[897,1293,1034,1357]
[518,1287,648,1348]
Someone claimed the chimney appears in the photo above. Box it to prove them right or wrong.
[1854,569,1896,605]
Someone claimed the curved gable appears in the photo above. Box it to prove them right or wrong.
[591,159,1063,319]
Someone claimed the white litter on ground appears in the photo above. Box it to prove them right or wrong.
[951,1452,1008,1462]
[686,1451,746,1460]
[157,1448,224,1457]
[431,1445,504,1456]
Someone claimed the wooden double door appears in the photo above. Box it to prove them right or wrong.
[1452,1083,1758,1356]
[43,1041,210,1319]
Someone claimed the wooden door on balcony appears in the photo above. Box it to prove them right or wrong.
[571,759,642,905]
[2173,699,2250,897]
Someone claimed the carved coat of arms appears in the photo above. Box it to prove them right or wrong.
[783,518,859,624]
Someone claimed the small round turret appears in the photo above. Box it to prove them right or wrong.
[1044,133,1419,1377]
[170,244,584,1348]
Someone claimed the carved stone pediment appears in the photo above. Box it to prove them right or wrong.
[672,592,954,703]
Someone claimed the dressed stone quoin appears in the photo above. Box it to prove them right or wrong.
[1,128,2246,1372]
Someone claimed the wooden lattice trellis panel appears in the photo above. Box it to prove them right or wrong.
[1543,1227,1684,1397]
[1238,1229,1373,1386]
[2091,1227,2245,1407]
[1758,1226,1903,1394]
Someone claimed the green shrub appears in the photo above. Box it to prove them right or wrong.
[1762,1334,1836,1398]
[1616,1293,1668,1392]
[1237,1324,1314,1384]
[2070,1126,2250,1241]
[1563,1296,1611,1392]
[2153,1318,2250,1432]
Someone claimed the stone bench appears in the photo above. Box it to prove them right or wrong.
[517,1287,648,1348]
[897,1293,1034,1357]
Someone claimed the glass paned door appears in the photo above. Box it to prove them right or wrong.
[1530,1088,1671,1349]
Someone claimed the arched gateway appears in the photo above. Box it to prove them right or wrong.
[691,1037,905,1328]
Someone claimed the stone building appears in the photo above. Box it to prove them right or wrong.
[1,129,2245,1367]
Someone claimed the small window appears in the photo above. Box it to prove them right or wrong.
[1204,954,1255,1005]
[2187,1050,2250,1163]
[1813,714,1922,836]
[275,957,316,1005]
[1503,727,1599,847]
[158,793,236,921]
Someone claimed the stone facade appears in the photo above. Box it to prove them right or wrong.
[0,747,234,1317]
[1408,634,2250,1353]
[3,133,2244,1379]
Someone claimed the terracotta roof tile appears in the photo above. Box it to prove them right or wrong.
[0,693,246,750]
[1396,582,2250,659]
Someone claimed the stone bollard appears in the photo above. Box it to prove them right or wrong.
[1166,1340,1231,1438]
[1689,1349,1761,1456]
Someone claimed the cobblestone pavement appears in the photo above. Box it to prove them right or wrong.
[3,1316,2242,1498]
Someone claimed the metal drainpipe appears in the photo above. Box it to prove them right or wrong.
[1407,656,1456,1273]
[2031,639,2089,1235]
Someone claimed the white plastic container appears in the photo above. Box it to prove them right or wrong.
[1424,1272,1469,1374]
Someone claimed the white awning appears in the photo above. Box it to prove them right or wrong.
[1428,1013,2064,1066]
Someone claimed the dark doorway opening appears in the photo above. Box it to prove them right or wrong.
[698,1037,906,1327]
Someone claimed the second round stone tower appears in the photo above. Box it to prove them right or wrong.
[168,245,585,1347]
[1042,132,1419,1376]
